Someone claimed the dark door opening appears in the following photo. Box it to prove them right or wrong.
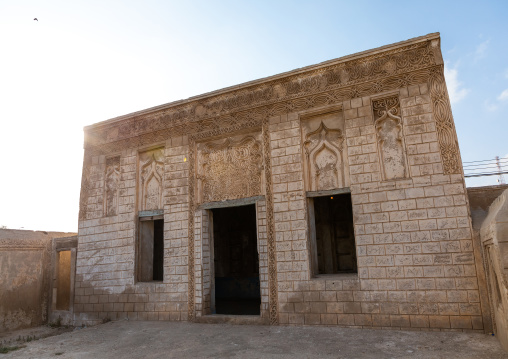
[212,204,260,315]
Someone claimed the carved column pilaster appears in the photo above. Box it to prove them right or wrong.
[429,67,462,174]
[262,117,279,325]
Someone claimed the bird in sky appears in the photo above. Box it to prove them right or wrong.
[34,18,38,21]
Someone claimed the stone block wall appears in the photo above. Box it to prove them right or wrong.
[75,137,190,325]
[269,86,485,330]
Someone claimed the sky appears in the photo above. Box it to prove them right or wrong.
[0,0,507,232]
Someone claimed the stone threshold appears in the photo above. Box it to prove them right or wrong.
[195,315,269,325]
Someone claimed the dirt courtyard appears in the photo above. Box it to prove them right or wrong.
[2,320,506,358]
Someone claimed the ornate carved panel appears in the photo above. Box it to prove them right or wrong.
[104,156,120,216]
[429,68,462,174]
[261,118,278,325]
[139,148,164,211]
[196,134,263,203]
[373,96,408,180]
[301,110,347,191]
[78,158,92,221]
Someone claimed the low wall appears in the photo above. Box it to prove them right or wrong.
[0,229,75,332]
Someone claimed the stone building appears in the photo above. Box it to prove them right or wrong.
[76,33,492,332]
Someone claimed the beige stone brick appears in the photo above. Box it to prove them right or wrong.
[288,313,305,324]
[321,313,338,325]
[337,314,355,326]
[380,302,399,314]
[354,314,373,326]
[304,313,321,325]
[310,302,327,314]
[429,315,450,329]
[344,302,362,314]
[390,315,411,327]
[450,316,472,329]
[326,302,344,314]
[410,315,429,328]
[471,316,484,330]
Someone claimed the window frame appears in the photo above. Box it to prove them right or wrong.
[306,187,358,277]
[136,210,165,283]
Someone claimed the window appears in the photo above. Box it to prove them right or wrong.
[138,214,164,282]
[309,193,357,275]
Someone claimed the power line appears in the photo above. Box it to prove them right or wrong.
[463,158,507,164]
[464,171,508,178]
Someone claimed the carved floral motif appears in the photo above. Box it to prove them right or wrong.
[78,156,93,221]
[262,118,278,325]
[197,136,263,203]
[139,148,164,211]
[429,68,461,174]
[303,122,345,190]
[373,96,408,180]
[105,157,120,216]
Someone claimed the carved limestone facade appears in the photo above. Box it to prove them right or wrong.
[75,33,492,332]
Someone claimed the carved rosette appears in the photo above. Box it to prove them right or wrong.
[303,121,345,191]
[373,95,408,180]
[105,156,120,216]
[139,148,164,211]
[429,68,462,174]
[197,136,263,203]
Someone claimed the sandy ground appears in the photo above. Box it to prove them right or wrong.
[1,320,507,358]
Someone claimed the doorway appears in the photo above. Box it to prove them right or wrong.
[212,204,260,315]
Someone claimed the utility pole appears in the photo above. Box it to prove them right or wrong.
[496,156,506,185]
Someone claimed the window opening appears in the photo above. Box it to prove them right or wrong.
[138,218,164,282]
[312,193,357,274]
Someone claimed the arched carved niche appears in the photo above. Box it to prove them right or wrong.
[196,133,264,204]
[372,96,408,181]
[104,156,120,216]
[301,109,347,192]
[139,148,164,211]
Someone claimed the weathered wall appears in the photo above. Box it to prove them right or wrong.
[479,189,508,350]
[49,236,78,326]
[0,229,75,332]
[468,185,508,231]
[75,33,489,331]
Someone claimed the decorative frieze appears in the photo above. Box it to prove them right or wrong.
[85,37,438,150]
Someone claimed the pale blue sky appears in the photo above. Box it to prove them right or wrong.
[0,0,507,231]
